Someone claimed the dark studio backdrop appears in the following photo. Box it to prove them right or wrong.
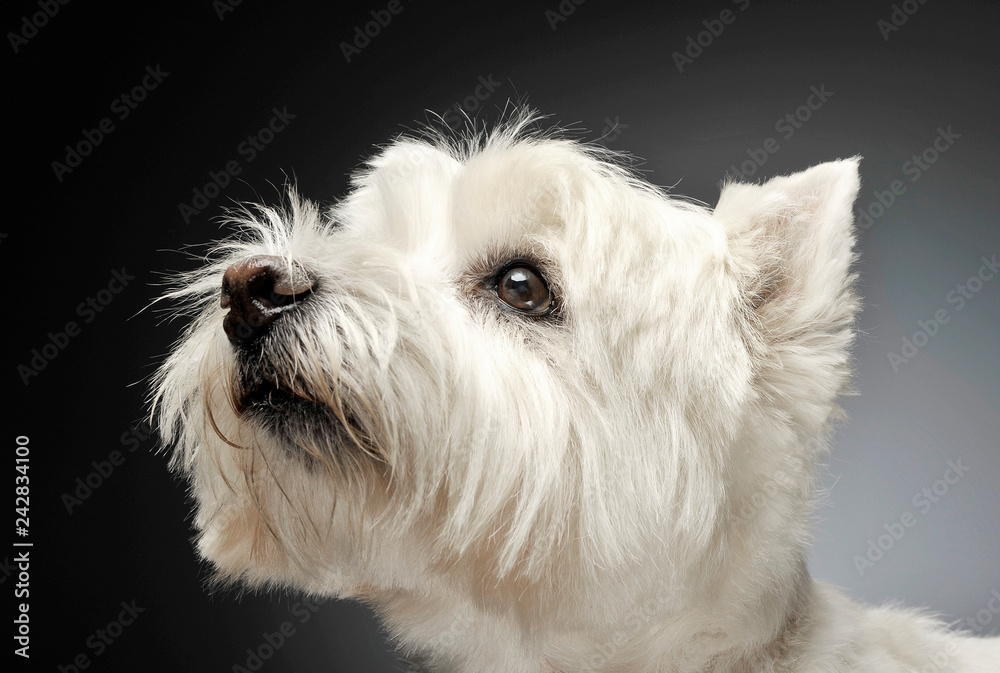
[6,0,999,671]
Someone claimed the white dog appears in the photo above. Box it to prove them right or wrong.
[155,111,999,672]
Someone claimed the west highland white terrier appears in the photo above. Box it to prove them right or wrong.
[155,112,999,672]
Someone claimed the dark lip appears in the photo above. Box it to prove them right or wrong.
[237,376,324,417]
[236,375,377,460]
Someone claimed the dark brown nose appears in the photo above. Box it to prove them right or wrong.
[221,255,315,345]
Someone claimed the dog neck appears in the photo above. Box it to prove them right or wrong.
[387,556,821,673]
[600,562,816,673]
[702,568,816,673]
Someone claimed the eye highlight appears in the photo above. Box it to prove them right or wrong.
[495,262,552,314]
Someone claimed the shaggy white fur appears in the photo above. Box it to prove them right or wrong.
[154,112,1000,672]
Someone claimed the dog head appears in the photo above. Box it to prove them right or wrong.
[155,112,860,631]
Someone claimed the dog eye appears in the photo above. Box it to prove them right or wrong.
[496,263,552,314]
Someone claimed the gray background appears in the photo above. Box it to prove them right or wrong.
[7,0,998,670]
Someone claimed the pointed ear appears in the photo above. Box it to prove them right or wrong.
[715,158,862,339]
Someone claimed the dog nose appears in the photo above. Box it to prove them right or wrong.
[221,255,315,345]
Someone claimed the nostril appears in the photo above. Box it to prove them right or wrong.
[250,267,313,310]
[247,271,279,309]
[220,255,315,345]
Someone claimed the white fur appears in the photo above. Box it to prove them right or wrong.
[154,112,1000,672]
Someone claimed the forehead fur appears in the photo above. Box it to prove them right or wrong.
[336,118,727,289]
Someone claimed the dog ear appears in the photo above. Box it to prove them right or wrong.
[715,158,861,334]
